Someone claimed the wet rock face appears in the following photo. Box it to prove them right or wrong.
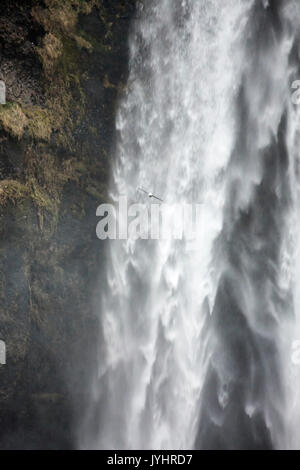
[0,0,45,105]
[0,0,136,449]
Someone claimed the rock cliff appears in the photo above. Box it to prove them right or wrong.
[0,0,136,449]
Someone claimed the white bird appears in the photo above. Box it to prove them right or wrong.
[137,187,164,202]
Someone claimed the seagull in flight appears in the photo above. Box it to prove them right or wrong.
[138,187,164,202]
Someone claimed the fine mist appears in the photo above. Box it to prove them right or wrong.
[82,0,300,451]
[2,0,300,453]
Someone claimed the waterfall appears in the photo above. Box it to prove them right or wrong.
[82,0,300,450]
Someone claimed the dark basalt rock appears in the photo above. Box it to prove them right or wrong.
[0,0,136,449]
[0,0,45,105]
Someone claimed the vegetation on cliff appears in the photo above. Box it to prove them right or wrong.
[0,0,136,449]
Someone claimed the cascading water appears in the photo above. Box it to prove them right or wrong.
[82,0,300,450]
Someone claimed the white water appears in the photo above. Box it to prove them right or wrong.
[82,0,300,450]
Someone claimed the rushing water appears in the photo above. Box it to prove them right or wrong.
[82,0,300,449]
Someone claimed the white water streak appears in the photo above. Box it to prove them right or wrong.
[89,0,253,450]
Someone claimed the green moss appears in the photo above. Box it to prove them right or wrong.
[30,2,91,151]
[0,0,131,231]
[77,27,111,55]
[36,33,63,75]
[72,34,93,53]
[0,103,28,139]
[58,35,81,77]
[22,106,53,141]
[0,102,14,110]
[0,180,30,207]
[86,183,106,202]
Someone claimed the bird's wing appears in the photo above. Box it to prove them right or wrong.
[138,187,163,202]
[137,187,149,195]
[152,195,164,202]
